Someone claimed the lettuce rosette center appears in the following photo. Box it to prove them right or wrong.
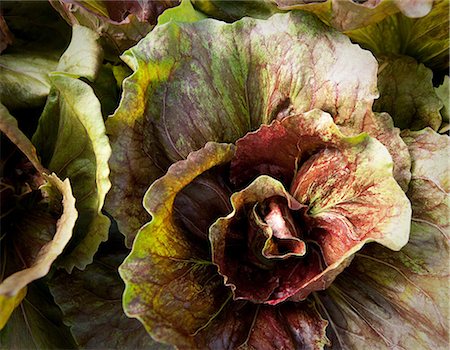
[209,110,410,305]
[120,109,411,347]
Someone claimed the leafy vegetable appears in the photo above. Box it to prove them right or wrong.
[107,10,411,244]
[374,55,443,130]
[32,26,111,271]
[0,103,77,329]
[0,1,448,349]
[315,127,449,349]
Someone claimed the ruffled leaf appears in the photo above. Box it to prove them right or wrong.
[120,142,235,348]
[374,55,443,130]
[32,74,111,271]
[219,111,411,304]
[0,104,78,328]
[315,128,449,349]
[210,175,308,304]
[107,11,382,243]
[273,0,432,31]
[0,173,77,329]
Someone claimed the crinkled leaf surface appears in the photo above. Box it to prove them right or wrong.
[50,252,170,349]
[51,0,178,59]
[374,55,443,130]
[273,0,432,31]
[348,0,449,74]
[107,11,386,244]
[315,128,449,349]
[32,74,111,272]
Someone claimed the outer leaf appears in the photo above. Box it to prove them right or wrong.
[50,253,171,349]
[51,0,178,59]
[0,54,58,109]
[120,142,235,348]
[0,173,77,329]
[32,74,111,271]
[56,25,103,81]
[0,104,78,327]
[107,11,382,243]
[273,0,432,31]
[374,55,443,130]
[348,0,449,73]
[315,128,449,349]
[402,128,450,233]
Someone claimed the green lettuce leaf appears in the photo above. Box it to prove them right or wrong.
[30,25,111,271]
[273,0,432,31]
[0,54,58,110]
[347,0,449,74]
[158,0,207,25]
[314,128,449,349]
[32,74,111,272]
[107,11,403,244]
[55,25,103,82]
[374,55,443,130]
